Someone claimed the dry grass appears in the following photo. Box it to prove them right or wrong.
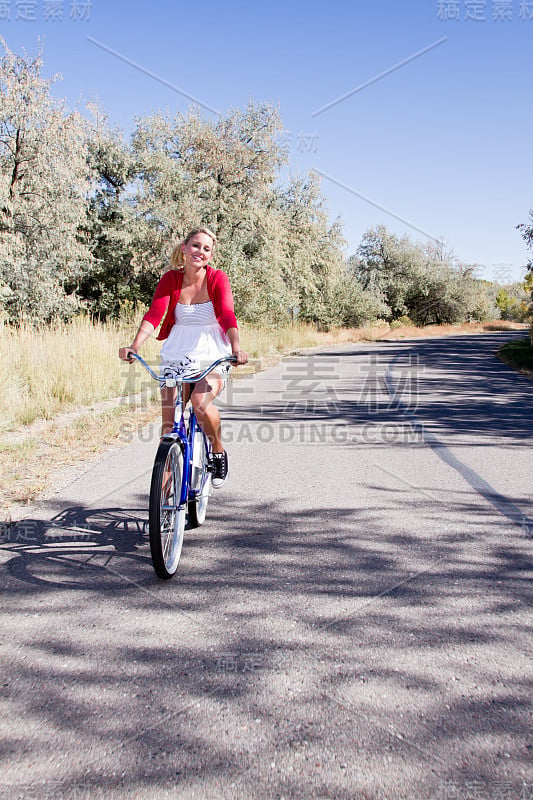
[0,400,161,518]
[239,320,392,362]
[0,316,528,519]
[0,317,383,434]
[240,320,528,359]
[370,319,528,340]
[0,316,160,433]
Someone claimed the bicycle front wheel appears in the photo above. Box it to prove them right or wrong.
[188,428,211,528]
[149,439,186,579]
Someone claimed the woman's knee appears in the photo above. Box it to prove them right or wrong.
[191,395,211,418]
[191,379,222,414]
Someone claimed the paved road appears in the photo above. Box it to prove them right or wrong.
[1,332,532,800]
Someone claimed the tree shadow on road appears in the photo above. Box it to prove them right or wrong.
[1,485,532,800]
[227,333,533,447]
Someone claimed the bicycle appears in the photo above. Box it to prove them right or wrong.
[131,353,237,579]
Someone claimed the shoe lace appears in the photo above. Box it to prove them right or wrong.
[211,453,227,478]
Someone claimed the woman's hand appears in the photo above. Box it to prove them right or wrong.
[119,346,137,363]
[232,349,248,366]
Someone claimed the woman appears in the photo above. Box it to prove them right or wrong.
[119,226,248,487]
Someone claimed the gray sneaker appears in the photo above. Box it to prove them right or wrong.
[210,451,228,488]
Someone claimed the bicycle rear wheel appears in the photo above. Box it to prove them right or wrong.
[149,439,186,579]
[188,428,211,528]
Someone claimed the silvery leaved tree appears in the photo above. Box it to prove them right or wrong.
[0,39,94,323]
[351,225,496,325]
[78,105,140,319]
[275,172,353,329]
[130,102,288,317]
[129,104,364,326]
[518,210,533,273]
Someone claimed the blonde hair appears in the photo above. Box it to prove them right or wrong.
[169,226,217,270]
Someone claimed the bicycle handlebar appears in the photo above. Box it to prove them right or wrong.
[130,353,238,385]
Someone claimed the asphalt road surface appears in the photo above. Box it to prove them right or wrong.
[1,332,532,800]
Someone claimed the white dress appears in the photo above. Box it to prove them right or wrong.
[159,301,232,379]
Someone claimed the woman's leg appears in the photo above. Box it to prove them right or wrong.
[160,385,177,436]
[189,373,225,452]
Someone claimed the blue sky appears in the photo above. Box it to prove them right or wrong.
[2,0,532,282]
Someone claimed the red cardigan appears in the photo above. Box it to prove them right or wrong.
[142,266,238,341]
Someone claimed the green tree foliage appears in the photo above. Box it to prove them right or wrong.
[77,107,141,318]
[351,225,497,325]
[495,282,530,322]
[130,103,286,281]
[517,210,533,273]
[275,173,346,328]
[0,40,94,322]
[129,106,357,328]
[517,211,533,339]
[128,103,283,317]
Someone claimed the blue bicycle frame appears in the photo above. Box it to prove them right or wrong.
[132,352,236,508]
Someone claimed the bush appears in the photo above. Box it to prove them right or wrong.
[497,338,533,375]
[389,315,413,329]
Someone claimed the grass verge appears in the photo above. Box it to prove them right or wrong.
[0,316,161,433]
[497,337,533,377]
[1,400,161,520]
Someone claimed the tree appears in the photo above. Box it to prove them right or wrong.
[76,107,141,318]
[0,40,94,322]
[517,210,533,272]
[270,172,384,329]
[352,226,417,318]
[495,282,530,322]
[0,44,408,331]
[130,102,288,315]
[351,226,495,325]
[129,105,362,327]
[517,211,533,340]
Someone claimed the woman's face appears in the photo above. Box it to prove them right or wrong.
[182,233,214,268]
